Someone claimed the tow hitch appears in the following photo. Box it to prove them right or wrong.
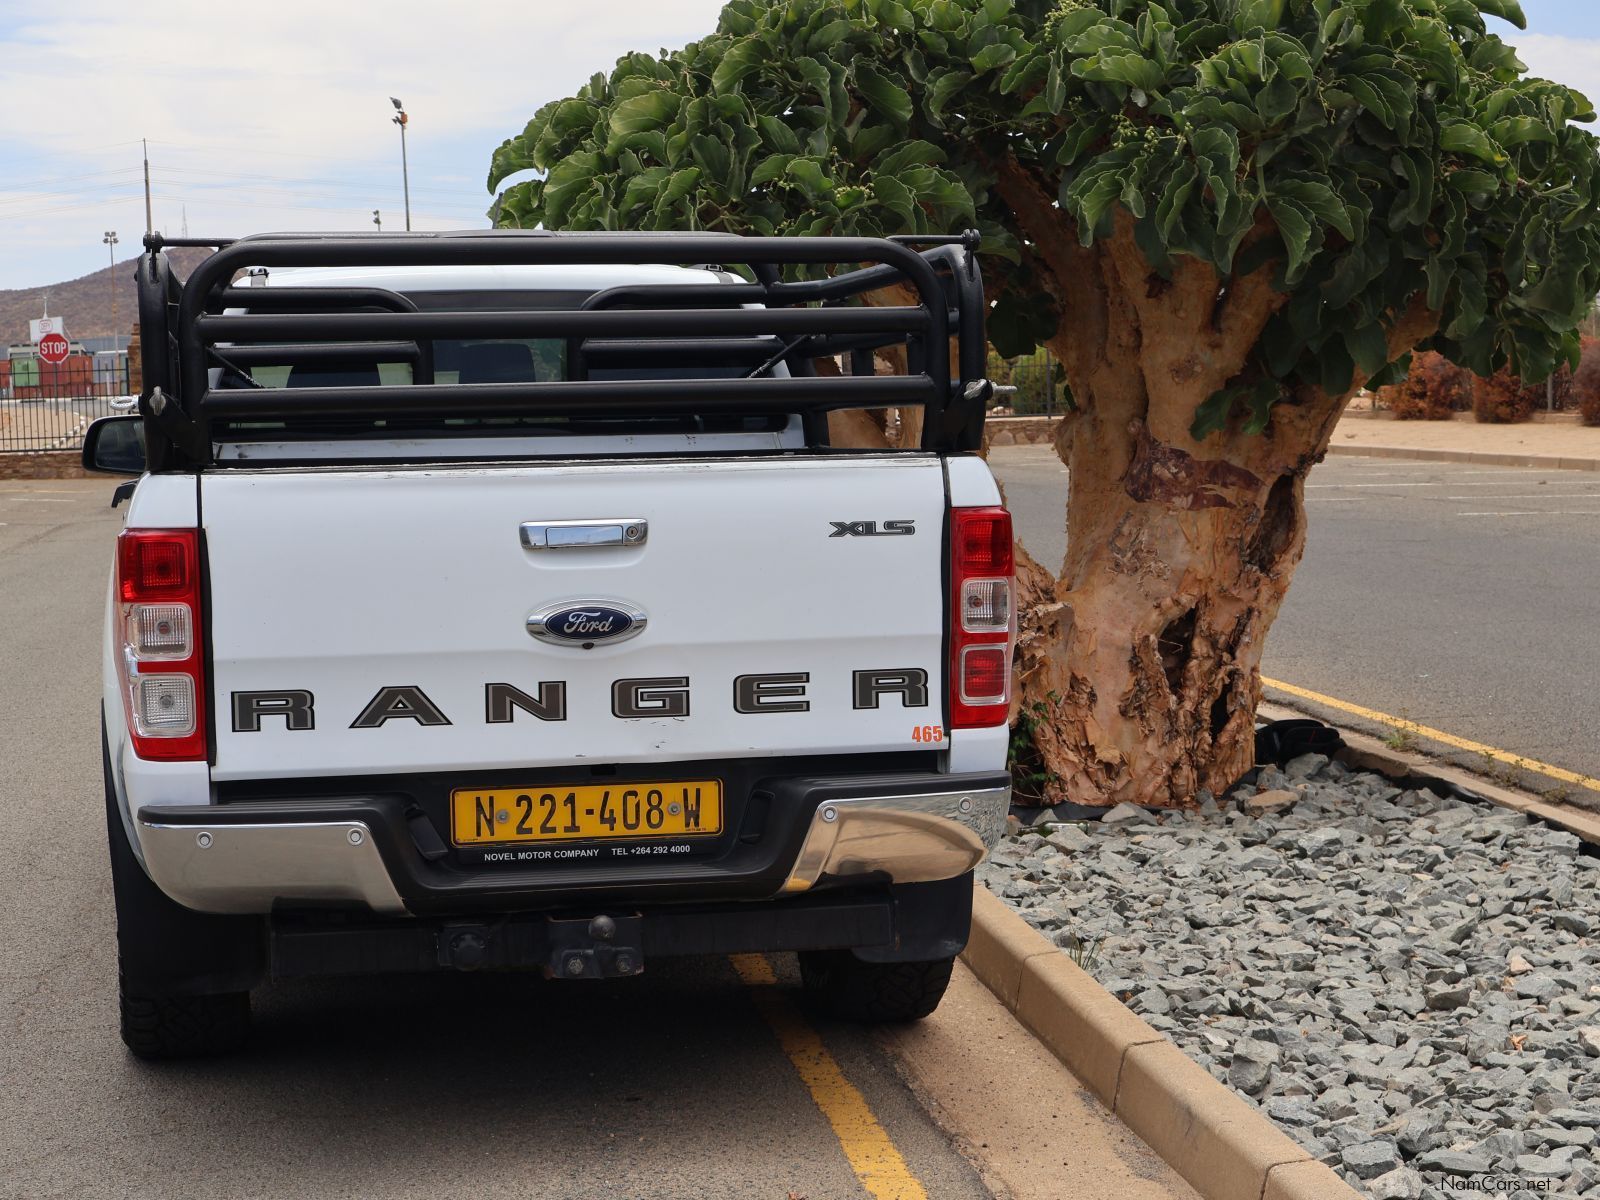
[545,913,645,980]
[427,912,644,978]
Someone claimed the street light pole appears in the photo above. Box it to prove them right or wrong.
[141,140,152,236]
[102,231,119,391]
[390,98,411,231]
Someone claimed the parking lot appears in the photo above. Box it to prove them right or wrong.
[0,476,1189,1200]
[993,447,1600,800]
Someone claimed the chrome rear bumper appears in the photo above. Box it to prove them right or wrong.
[135,777,1011,916]
[138,817,407,915]
[779,784,1011,893]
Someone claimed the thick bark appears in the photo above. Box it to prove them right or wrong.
[992,160,1438,806]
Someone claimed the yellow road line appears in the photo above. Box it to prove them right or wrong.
[1262,676,1600,794]
[730,954,927,1200]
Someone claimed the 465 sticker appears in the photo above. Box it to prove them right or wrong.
[910,724,945,743]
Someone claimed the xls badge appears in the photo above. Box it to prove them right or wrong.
[528,599,648,648]
[829,519,915,537]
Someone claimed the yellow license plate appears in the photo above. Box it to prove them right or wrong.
[450,781,723,846]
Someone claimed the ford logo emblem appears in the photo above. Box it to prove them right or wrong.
[527,599,648,648]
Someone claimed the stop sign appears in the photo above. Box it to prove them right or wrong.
[37,332,70,365]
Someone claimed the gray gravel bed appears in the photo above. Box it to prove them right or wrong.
[979,757,1600,1198]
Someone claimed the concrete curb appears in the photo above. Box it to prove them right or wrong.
[961,887,1362,1200]
[1257,699,1600,847]
[1327,443,1600,471]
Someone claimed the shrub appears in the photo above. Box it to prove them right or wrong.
[988,349,1068,415]
[1472,368,1542,423]
[1549,358,1576,412]
[1574,339,1600,426]
[1388,351,1469,420]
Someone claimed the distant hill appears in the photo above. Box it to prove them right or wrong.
[0,247,211,345]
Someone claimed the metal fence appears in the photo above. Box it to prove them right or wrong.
[0,359,132,452]
[987,350,1065,416]
[0,394,133,452]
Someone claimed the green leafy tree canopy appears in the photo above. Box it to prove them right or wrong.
[489,0,1600,438]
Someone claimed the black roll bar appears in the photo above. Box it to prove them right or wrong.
[196,306,929,343]
[217,343,424,367]
[209,286,420,313]
[138,230,987,466]
[200,375,936,420]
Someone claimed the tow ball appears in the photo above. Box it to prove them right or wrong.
[431,913,645,976]
[545,913,645,980]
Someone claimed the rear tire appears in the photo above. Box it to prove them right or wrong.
[119,981,250,1060]
[102,718,261,1059]
[798,951,955,1023]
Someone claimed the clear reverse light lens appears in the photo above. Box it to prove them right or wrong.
[133,674,196,736]
[129,604,191,659]
[960,578,1011,633]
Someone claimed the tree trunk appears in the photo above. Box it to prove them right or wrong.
[1020,400,1326,807]
[991,161,1437,807]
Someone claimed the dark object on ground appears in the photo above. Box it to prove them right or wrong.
[799,950,955,1022]
[1254,718,1344,766]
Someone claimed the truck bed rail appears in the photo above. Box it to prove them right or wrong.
[135,230,990,469]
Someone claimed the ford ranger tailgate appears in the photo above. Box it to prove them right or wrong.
[201,455,947,781]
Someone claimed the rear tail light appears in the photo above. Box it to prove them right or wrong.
[949,506,1015,728]
[132,674,198,736]
[115,529,207,760]
[128,604,192,658]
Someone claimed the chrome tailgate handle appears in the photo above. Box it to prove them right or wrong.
[520,519,648,550]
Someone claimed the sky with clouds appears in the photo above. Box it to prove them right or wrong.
[0,0,1594,292]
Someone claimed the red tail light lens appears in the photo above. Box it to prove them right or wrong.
[115,529,206,761]
[953,510,1014,577]
[949,506,1015,728]
[117,534,191,601]
[958,646,1009,705]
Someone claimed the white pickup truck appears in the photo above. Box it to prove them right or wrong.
[86,230,1014,1058]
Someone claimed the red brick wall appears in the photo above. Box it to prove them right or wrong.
[0,451,90,480]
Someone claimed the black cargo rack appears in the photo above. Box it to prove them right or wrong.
[133,229,991,469]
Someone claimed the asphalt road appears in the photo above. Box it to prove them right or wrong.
[993,446,1600,799]
[0,479,994,1200]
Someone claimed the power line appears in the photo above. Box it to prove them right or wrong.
[0,141,148,173]
[0,165,144,192]
[149,182,484,218]
[148,189,483,224]
[142,137,386,166]
[0,193,147,224]
[0,134,494,229]
[0,188,480,227]
[150,165,480,205]
[0,168,145,207]
[143,138,503,201]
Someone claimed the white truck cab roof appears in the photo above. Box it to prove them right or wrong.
[246,261,733,294]
[218,258,796,462]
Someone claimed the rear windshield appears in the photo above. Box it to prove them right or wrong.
[218,290,788,443]
[242,337,567,390]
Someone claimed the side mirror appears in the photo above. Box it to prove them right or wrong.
[82,415,147,476]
